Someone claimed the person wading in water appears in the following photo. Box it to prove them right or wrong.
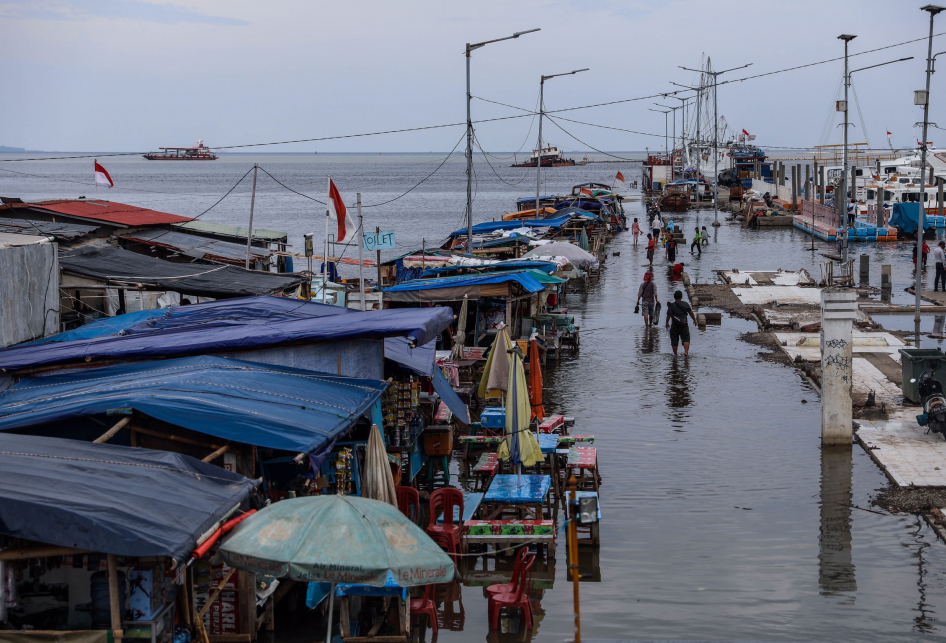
[665,290,697,356]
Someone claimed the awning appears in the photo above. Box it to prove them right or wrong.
[0,296,454,372]
[383,338,469,424]
[382,271,545,303]
[0,355,387,455]
[59,246,306,298]
[0,432,255,560]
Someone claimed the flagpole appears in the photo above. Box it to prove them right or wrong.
[245,164,258,270]
[94,159,98,200]
[323,176,330,304]
[357,193,366,310]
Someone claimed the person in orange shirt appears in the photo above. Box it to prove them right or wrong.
[646,233,656,266]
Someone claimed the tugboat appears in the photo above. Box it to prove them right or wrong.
[511,145,576,168]
[144,140,218,160]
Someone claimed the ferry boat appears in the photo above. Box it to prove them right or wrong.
[511,145,576,168]
[143,140,218,161]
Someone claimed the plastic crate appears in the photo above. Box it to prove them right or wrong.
[480,407,506,429]
[899,348,946,403]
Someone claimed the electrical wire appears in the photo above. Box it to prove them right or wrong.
[544,115,640,162]
[472,133,532,187]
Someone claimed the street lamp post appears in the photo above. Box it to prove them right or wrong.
[648,108,671,156]
[915,5,945,334]
[465,28,540,255]
[535,69,589,216]
[656,102,683,181]
[837,35,856,275]
[680,63,752,226]
[666,96,691,181]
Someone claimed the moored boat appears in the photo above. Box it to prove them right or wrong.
[511,145,576,168]
[144,140,218,160]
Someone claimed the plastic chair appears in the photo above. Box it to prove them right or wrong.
[410,583,438,634]
[488,555,534,630]
[426,487,464,559]
[485,548,529,599]
[395,486,421,525]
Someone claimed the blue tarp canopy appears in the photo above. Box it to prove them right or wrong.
[0,355,387,455]
[449,213,579,237]
[24,309,166,345]
[0,296,454,372]
[0,432,255,560]
[890,202,932,235]
[421,259,558,277]
[382,271,545,302]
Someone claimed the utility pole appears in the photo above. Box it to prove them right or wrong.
[357,193,365,310]
[680,61,752,226]
[245,164,258,270]
[648,108,671,156]
[465,29,540,255]
[916,6,945,334]
[536,68,589,215]
[656,102,683,181]
[839,35,856,275]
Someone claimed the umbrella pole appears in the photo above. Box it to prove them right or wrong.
[325,583,336,643]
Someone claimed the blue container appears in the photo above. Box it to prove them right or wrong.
[480,407,506,429]
[868,236,877,242]
[877,227,887,236]
[865,226,876,235]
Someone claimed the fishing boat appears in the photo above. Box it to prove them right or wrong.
[143,140,218,161]
[511,145,576,168]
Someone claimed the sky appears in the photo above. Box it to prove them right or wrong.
[1,0,945,154]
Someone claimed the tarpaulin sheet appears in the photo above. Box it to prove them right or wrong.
[24,309,166,345]
[0,355,387,455]
[0,296,454,372]
[383,271,545,296]
[59,246,306,298]
[421,260,559,277]
[0,432,255,560]
[890,202,931,235]
[449,214,577,237]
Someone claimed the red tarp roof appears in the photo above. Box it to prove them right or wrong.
[23,200,193,226]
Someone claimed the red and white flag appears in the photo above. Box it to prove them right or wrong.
[887,130,892,136]
[580,187,593,196]
[94,161,113,188]
[742,129,750,136]
[615,171,626,183]
[327,178,357,243]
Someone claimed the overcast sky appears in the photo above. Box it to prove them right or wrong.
[1,0,944,154]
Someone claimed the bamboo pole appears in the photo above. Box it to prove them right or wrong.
[0,546,91,561]
[201,444,231,463]
[93,416,131,444]
[107,554,124,641]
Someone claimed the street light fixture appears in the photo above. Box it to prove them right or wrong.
[464,28,540,255]
[656,103,683,179]
[535,68,590,215]
[648,108,671,156]
[665,96,692,181]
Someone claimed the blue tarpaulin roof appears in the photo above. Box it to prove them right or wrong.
[24,309,166,345]
[0,296,454,372]
[449,213,579,237]
[382,271,546,301]
[421,260,559,277]
[0,355,387,455]
[890,202,931,235]
[0,432,256,560]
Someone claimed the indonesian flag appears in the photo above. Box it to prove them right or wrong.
[742,129,750,136]
[94,161,113,188]
[327,178,357,243]
[887,131,892,136]
[616,171,626,183]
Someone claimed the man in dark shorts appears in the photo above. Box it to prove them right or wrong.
[646,233,656,265]
[636,270,659,326]
[665,290,697,356]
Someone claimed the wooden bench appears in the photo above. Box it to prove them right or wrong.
[557,434,593,445]
[462,519,556,557]
[434,400,452,423]
[472,453,499,490]
[458,434,503,460]
[538,414,565,434]
[566,446,600,492]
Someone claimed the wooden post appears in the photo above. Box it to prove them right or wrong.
[791,165,797,210]
[375,226,383,308]
[201,444,230,463]
[93,416,131,443]
[107,554,124,642]
[805,164,811,201]
[820,166,826,205]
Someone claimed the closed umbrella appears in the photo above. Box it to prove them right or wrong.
[497,348,544,475]
[218,495,454,642]
[528,338,544,422]
[451,295,468,361]
[578,227,590,251]
[362,423,397,507]
[477,325,512,400]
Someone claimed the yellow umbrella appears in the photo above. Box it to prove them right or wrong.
[477,326,512,399]
[497,348,544,468]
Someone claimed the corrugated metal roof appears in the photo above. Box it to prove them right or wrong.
[29,200,192,226]
[117,228,271,264]
[0,219,99,241]
[174,220,288,241]
[0,232,51,247]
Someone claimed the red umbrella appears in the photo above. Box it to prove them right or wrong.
[528,338,544,422]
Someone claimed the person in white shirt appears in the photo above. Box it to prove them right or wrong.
[935,241,946,292]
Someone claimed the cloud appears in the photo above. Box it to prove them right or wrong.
[0,0,247,26]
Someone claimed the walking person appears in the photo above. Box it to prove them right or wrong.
[691,226,702,255]
[701,225,709,245]
[936,241,946,291]
[646,233,656,266]
[651,212,662,241]
[665,290,697,356]
[923,241,931,271]
[636,270,659,326]
[632,218,641,246]
[666,234,677,264]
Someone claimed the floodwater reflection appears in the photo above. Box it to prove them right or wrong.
[818,445,856,596]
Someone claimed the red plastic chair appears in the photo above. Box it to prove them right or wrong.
[396,486,421,524]
[488,554,534,630]
[410,583,438,634]
[486,548,529,599]
[426,487,464,559]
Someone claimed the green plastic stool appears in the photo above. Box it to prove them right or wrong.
[426,455,450,487]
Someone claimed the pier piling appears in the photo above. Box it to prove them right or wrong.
[820,290,856,445]
[859,254,869,283]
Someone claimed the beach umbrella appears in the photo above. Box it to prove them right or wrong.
[497,348,544,472]
[218,495,454,642]
[528,338,545,422]
[477,325,512,400]
[362,423,397,507]
[451,295,468,361]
